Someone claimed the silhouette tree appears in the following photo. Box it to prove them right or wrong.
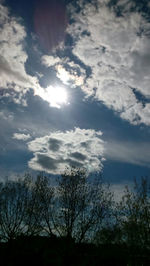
[0,178,29,241]
[23,174,48,236]
[118,177,150,249]
[0,169,113,244]
[56,167,113,242]
[0,175,51,240]
[31,174,55,237]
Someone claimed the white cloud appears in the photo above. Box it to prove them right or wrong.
[12,133,31,141]
[28,128,104,174]
[41,55,60,67]
[67,0,150,125]
[0,2,42,105]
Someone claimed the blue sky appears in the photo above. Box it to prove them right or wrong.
[0,0,150,188]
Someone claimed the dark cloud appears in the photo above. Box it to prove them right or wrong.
[65,158,83,168]
[37,154,58,170]
[48,138,62,152]
[70,152,87,161]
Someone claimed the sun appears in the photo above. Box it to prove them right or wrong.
[49,86,67,105]
[38,85,68,108]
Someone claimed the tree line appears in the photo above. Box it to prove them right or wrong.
[0,167,150,251]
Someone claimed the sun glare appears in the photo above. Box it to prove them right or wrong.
[44,85,68,108]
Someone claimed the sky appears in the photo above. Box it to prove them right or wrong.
[0,0,150,189]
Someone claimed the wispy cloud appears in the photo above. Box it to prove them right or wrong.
[105,140,150,167]
[0,110,14,121]
[12,133,31,141]
[28,128,105,174]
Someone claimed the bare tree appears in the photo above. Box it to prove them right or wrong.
[22,175,44,236]
[0,174,51,240]
[31,174,55,237]
[56,167,113,242]
[0,178,29,241]
[0,169,113,243]
[118,177,150,248]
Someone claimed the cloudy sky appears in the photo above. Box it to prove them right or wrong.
[0,0,150,186]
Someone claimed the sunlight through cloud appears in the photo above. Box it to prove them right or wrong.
[36,85,68,108]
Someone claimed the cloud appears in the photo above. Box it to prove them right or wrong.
[56,64,85,86]
[12,133,31,141]
[41,55,60,67]
[104,140,150,167]
[0,2,71,109]
[41,52,86,87]
[0,110,14,121]
[0,3,40,97]
[27,128,104,174]
[0,2,52,107]
[35,85,68,108]
[67,0,150,125]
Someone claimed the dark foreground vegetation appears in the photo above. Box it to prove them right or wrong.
[0,167,150,265]
[1,235,150,266]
